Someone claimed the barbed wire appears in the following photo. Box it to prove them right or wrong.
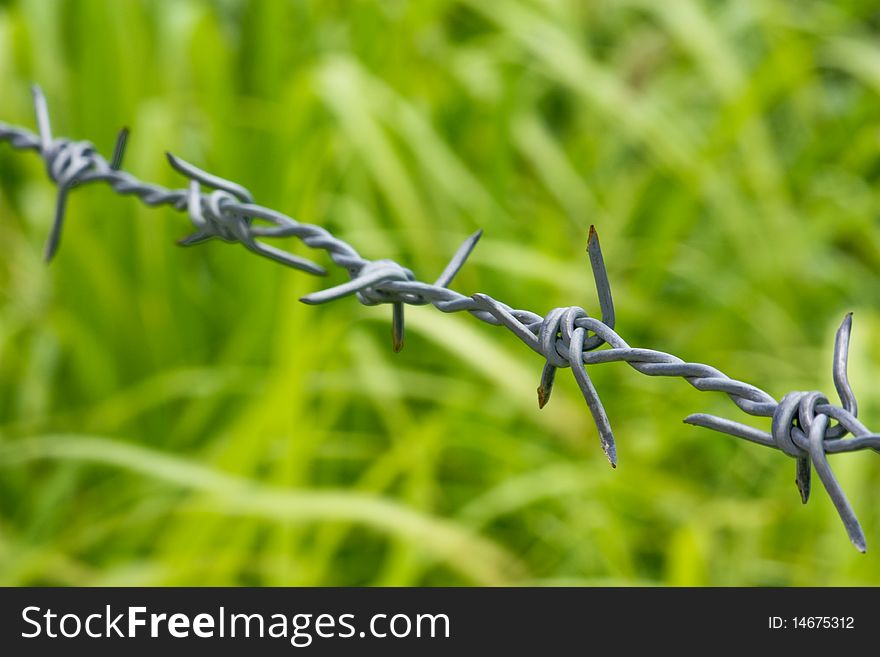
[2,86,878,552]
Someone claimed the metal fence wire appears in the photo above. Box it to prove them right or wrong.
[2,86,879,552]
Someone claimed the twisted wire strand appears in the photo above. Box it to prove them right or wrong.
[2,86,878,551]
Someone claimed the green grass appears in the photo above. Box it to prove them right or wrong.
[1,0,880,585]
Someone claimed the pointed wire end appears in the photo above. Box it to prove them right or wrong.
[166,151,188,175]
[176,233,209,247]
[30,84,46,105]
[435,229,485,288]
[43,219,63,264]
[796,482,810,505]
[299,294,321,306]
[392,316,405,353]
[604,440,618,469]
[291,260,327,277]
[843,512,867,552]
[31,84,52,151]
[607,451,617,469]
[853,531,867,553]
[587,224,598,248]
[272,257,327,277]
[537,386,549,409]
[463,228,484,255]
[43,241,58,264]
[834,311,853,358]
[110,126,130,170]
[31,83,46,105]
[585,223,615,332]
[391,302,405,353]
[795,457,811,504]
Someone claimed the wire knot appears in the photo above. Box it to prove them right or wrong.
[530,305,617,466]
[301,231,484,353]
[771,391,819,457]
[167,152,327,275]
[537,306,606,367]
[43,138,99,187]
[351,260,416,306]
[185,189,249,243]
[40,137,114,261]
[768,389,868,551]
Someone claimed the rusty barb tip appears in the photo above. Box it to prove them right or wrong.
[537,386,549,409]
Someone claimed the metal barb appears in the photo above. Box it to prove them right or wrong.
[31,84,52,152]
[587,225,614,330]
[392,303,405,353]
[807,414,867,552]
[537,361,556,409]
[568,324,617,467]
[301,264,407,305]
[3,85,879,551]
[833,313,856,417]
[166,152,254,203]
[110,127,129,171]
[795,456,811,504]
[44,186,69,262]
[435,229,482,288]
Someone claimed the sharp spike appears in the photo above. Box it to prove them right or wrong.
[832,312,856,416]
[795,456,811,504]
[301,267,395,305]
[435,229,482,288]
[31,84,52,152]
[569,326,617,467]
[807,414,867,552]
[110,126,129,170]
[537,362,556,409]
[392,302,405,353]
[166,152,254,203]
[587,225,614,330]
[245,240,327,276]
[176,231,214,247]
[43,185,70,262]
[682,413,775,448]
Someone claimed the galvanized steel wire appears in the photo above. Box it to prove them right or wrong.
[2,86,878,552]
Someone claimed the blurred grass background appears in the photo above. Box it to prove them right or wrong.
[1,0,880,586]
